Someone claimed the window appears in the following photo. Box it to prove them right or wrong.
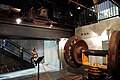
[97,0,119,20]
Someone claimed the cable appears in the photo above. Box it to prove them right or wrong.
[43,63,68,71]
[42,63,53,80]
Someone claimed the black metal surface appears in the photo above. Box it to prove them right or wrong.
[83,50,108,57]
[38,62,39,80]
[0,21,73,39]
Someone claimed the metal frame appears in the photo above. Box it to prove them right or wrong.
[0,21,74,40]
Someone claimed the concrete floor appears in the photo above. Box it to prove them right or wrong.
[0,63,84,80]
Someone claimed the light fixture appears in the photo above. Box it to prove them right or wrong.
[89,14,92,16]
[69,12,73,16]
[70,13,73,16]
[10,8,21,13]
[92,6,94,9]
[93,9,95,12]
[16,18,22,24]
[77,6,81,9]
[49,24,53,28]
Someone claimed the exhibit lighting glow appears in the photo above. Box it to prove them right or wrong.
[77,6,81,9]
[50,24,53,27]
[16,8,21,12]
[11,8,21,12]
[70,13,73,16]
[69,12,73,16]
[49,24,53,28]
[16,18,21,24]
[93,9,95,12]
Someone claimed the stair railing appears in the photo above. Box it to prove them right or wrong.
[0,39,32,63]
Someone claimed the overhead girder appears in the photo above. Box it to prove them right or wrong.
[0,21,74,40]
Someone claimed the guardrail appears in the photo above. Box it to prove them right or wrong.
[0,39,32,63]
[79,0,119,26]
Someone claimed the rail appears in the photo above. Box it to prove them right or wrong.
[0,39,32,63]
[79,0,119,26]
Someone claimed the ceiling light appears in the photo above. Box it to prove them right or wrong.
[77,6,81,9]
[70,13,73,16]
[10,8,21,13]
[93,9,95,12]
[69,12,73,16]
[16,18,22,24]
[92,6,94,9]
[49,24,53,28]
[89,14,92,16]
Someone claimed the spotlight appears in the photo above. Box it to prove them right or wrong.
[69,12,73,16]
[77,6,81,9]
[49,24,53,28]
[93,9,96,12]
[16,18,21,24]
[70,13,73,16]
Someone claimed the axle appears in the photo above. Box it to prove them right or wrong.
[82,49,108,57]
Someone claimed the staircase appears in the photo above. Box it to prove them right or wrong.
[0,39,34,74]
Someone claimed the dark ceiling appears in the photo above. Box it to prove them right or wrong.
[0,0,120,28]
[0,0,94,11]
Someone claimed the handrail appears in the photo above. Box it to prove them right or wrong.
[5,39,31,55]
[0,39,32,63]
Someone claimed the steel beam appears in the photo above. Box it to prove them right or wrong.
[0,21,74,40]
